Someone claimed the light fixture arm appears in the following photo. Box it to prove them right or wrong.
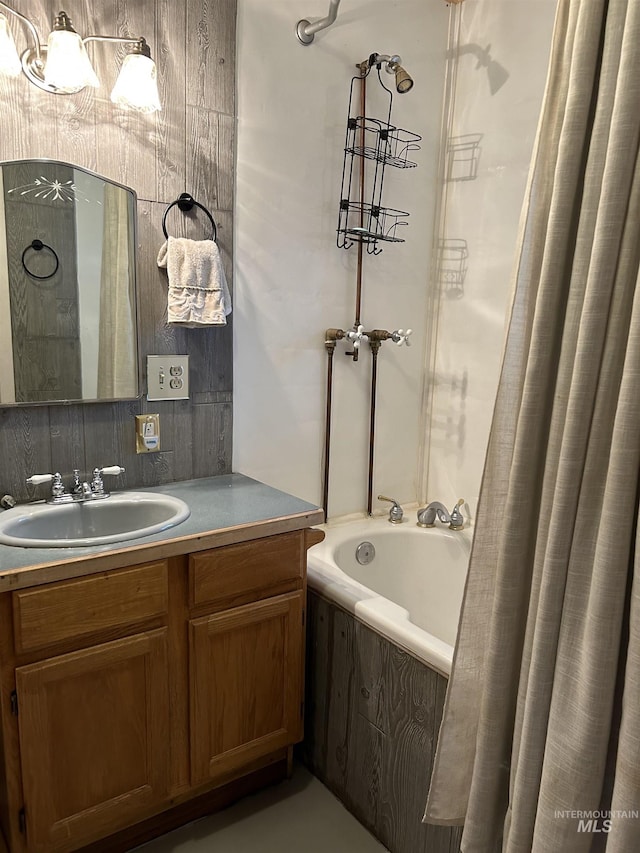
[83,34,148,56]
[0,1,42,63]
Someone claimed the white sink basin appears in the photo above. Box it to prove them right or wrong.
[0,492,191,548]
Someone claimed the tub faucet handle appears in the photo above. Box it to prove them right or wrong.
[449,498,465,530]
[378,494,404,524]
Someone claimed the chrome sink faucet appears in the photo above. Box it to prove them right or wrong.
[378,494,404,524]
[26,466,125,504]
[417,498,465,530]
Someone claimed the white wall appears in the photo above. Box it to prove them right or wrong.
[234,0,449,516]
[424,0,556,520]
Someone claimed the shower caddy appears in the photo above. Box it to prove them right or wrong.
[337,55,421,254]
[322,55,421,520]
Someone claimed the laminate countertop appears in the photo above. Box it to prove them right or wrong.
[0,474,324,592]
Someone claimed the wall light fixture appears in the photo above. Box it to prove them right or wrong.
[0,5,161,112]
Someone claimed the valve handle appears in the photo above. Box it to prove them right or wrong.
[346,324,369,349]
[393,328,413,346]
[99,466,125,477]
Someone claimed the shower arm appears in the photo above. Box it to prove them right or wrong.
[296,0,342,45]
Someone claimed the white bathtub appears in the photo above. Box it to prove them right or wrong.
[307,515,471,676]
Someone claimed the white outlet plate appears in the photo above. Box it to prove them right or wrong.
[147,355,190,400]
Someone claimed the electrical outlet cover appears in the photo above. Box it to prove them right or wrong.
[147,355,189,400]
[135,414,160,453]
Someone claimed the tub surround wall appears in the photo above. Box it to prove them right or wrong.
[0,0,236,502]
[424,0,557,518]
[234,0,449,517]
[235,0,556,521]
[304,591,462,853]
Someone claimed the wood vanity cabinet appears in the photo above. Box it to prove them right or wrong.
[0,527,323,853]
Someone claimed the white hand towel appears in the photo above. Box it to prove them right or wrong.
[157,237,232,328]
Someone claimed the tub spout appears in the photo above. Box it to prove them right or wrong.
[417,498,464,530]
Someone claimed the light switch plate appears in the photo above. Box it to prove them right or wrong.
[147,355,189,400]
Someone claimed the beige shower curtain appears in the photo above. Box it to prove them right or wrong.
[424,1,640,851]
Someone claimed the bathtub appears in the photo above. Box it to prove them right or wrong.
[306,514,471,676]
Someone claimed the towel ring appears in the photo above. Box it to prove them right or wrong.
[21,239,60,281]
[162,193,217,242]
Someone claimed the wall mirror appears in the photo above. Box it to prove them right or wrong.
[0,159,139,405]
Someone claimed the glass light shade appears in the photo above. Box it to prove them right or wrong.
[44,29,99,92]
[110,52,161,113]
[0,13,21,77]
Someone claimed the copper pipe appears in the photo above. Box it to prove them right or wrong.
[367,340,381,515]
[355,69,367,328]
[326,328,345,342]
[322,330,344,519]
[368,329,392,343]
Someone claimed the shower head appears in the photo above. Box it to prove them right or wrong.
[367,53,414,94]
[388,57,413,93]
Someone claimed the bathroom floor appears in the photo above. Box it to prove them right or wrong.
[133,764,389,853]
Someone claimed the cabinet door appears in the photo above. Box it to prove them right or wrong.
[15,629,169,852]
[190,592,303,785]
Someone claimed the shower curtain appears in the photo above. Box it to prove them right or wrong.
[424,1,640,851]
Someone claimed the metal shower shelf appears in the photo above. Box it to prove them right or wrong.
[336,62,420,254]
[345,117,421,169]
[337,201,409,251]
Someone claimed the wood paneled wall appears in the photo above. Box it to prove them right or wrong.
[0,0,236,501]
[304,592,463,853]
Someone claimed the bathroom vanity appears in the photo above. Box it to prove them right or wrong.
[0,475,323,853]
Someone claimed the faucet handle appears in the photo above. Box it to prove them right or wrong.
[378,494,399,505]
[449,498,465,530]
[345,325,369,350]
[99,465,125,477]
[90,466,124,497]
[378,494,404,524]
[26,472,65,498]
[26,473,55,486]
[391,328,413,346]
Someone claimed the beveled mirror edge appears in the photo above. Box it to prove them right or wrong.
[0,157,142,408]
